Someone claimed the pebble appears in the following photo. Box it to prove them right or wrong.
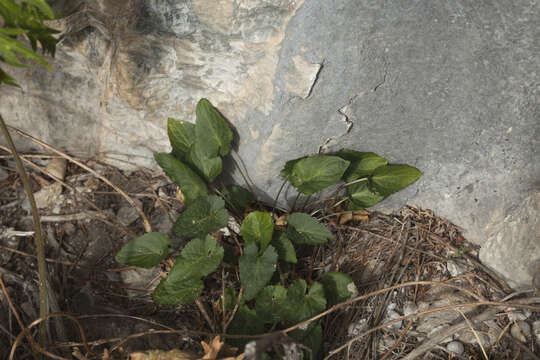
[385,310,402,328]
[446,340,464,355]
[510,321,530,342]
[446,260,466,277]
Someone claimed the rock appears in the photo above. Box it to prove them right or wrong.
[446,341,464,355]
[45,158,67,180]
[511,321,531,342]
[480,192,540,289]
[117,198,142,226]
[385,310,402,329]
[119,267,161,297]
[1,0,538,287]
[22,182,63,210]
[446,260,467,277]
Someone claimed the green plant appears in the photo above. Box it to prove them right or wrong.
[115,98,422,358]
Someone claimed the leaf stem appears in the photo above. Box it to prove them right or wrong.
[272,178,288,213]
[291,192,302,212]
[0,114,48,348]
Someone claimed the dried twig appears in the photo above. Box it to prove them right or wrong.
[456,309,488,360]
[7,125,152,233]
[0,115,49,348]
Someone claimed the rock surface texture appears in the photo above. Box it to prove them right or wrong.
[1,0,538,287]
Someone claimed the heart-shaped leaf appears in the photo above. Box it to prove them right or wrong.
[255,285,287,324]
[320,272,358,306]
[188,142,222,182]
[283,280,326,325]
[173,195,228,238]
[271,231,297,264]
[347,180,384,208]
[337,149,388,182]
[239,243,277,300]
[152,235,223,305]
[167,118,195,160]
[154,153,207,205]
[241,211,274,251]
[288,155,350,195]
[371,164,422,196]
[286,213,334,245]
[115,232,170,268]
[152,274,203,305]
[179,235,225,278]
[195,98,233,157]
[279,156,307,179]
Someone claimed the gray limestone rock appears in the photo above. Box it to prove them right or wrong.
[1,0,538,287]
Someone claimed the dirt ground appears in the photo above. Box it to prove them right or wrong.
[0,144,539,360]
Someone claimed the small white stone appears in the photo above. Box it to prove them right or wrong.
[347,281,358,297]
[446,260,466,277]
[385,310,402,328]
[446,341,464,355]
[511,321,530,342]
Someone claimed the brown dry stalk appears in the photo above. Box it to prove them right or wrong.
[0,115,49,348]
[0,276,40,360]
[7,125,152,233]
[9,312,94,360]
[456,309,488,360]
[0,143,137,237]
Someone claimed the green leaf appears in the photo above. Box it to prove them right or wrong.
[290,322,323,360]
[239,243,277,300]
[320,272,358,306]
[195,98,233,157]
[152,275,203,305]
[370,164,422,196]
[241,211,274,251]
[114,232,171,268]
[154,153,207,205]
[173,195,228,238]
[21,0,56,19]
[188,142,222,181]
[289,155,350,195]
[347,181,384,208]
[179,235,224,278]
[0,32,49,68]
[0,67,19,87]
[167,118,195,160]
[279,156,307,179]
[271,231,297,264]
[222,184,254,213]
[283,280,326,325]
[337,149,388,182]
[286,213,334,245]
[255,285,287,324]
[227,304,265,348]
[152,235,223,305]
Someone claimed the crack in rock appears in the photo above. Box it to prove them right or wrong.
[318,93,362,153]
